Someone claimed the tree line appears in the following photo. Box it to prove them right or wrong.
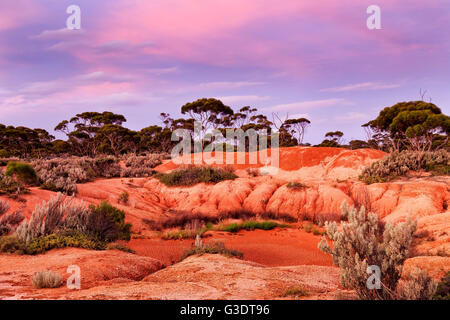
[0,98,448,158]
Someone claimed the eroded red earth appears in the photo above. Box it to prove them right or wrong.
[0,147,448,299]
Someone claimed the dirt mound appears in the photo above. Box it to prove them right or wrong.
[137,176,449,223]
[155,146,387,181]
[0,248,163,299]
[63,254,341,300]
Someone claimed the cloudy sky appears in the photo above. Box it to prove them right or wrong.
[0,0,449,144]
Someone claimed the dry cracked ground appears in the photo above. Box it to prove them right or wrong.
[0,147,449,300]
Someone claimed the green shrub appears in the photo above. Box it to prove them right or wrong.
[360,150,450,184]
[286,182,307,190]
[32,271,62,289]
[0,236,26,254]
[156,166,237,187]
[5,161,37,185]
[218,220,286,233]
[24,231,106,255]
[318,202,418,300]
[89,201,132,241]
[0,231,107,255]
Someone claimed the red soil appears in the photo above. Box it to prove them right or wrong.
[128,226,332,267]
[0,146,448,300]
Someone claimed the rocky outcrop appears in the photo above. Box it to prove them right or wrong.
[0,248,164,299]
[138,176,449,223]
[63,254,341,300]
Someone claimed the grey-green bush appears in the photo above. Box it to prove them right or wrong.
[121,153,167,177]
[32,271,62,289]
[318,202,417,300]
[360,150,449,184]
[32,156,121,194]
[16,193,88,243]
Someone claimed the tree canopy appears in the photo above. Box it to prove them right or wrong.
[0,98,448,159]
[363,101,449,152]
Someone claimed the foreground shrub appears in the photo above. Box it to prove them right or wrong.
[318,202,418,300]
[16,193,85,243]
[5,161,37,194]
[32,271,62,289]
[360,150,450,184]
[156,166,237,187]
[16,194,131,245]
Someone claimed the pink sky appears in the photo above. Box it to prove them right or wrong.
[0,0,449,143]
